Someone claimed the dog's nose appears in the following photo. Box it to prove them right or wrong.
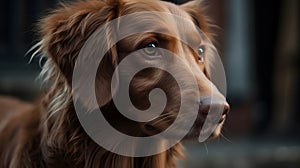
[223,102,230,115]
[198,97,230,116]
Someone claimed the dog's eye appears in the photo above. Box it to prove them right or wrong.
[143,42,159,56]
[198,46,205,62]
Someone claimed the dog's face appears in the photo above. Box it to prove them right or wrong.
[40,0,229,142]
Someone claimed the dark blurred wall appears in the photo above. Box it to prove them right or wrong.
[0,0,59,100]
[271,0,300,135]
[0,0,58,65]
[253,0,283,133]
[253,0,300,135]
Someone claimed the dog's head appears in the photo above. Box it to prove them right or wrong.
[39,0,229,143]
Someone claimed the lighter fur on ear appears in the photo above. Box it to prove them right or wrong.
[28,0,124,118]
[27,41,72,119]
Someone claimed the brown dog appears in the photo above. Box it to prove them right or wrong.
[0,0,229,167]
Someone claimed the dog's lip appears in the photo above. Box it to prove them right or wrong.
[218,114,227,123]
[143,104,229,137]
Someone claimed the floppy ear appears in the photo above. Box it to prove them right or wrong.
[39,0,123,106]
[181,0,212,37]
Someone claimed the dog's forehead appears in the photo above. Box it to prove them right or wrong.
[161,1,202,43]
[119,0,201,43]
[160,1,191,18]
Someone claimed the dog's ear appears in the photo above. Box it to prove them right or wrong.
[39,0,123,106]
[181,0,212,36]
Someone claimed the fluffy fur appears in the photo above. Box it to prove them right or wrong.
[0,0,229,167]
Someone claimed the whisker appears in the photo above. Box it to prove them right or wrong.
[220,132,232,143]
[203,142,209,155]
[150,114,177,126]
[217,135,221,143]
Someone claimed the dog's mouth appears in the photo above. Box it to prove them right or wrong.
[183,112,228,140]
[142,109,228,140]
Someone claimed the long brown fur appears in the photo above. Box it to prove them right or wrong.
[0,0,229,167]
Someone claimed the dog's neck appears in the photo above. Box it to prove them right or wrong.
[39,95,183,168]
[84,146,182,168]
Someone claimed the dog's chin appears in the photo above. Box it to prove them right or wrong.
[183,119,226,141]
[206,121,225,140]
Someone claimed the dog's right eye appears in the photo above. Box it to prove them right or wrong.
[143,42,160,57]
[197,46,205,62]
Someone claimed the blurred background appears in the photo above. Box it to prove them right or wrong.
[0,0,299,167]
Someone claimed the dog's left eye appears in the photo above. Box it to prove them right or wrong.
[143,42,160,57]
[198,46,205,62]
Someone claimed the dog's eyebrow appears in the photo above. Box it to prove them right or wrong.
[173,26,202,50]
[186,31,202,48]
[134,32,175,48]
[146,27,176,37]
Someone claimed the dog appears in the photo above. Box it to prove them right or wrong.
[0,0,229,167]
